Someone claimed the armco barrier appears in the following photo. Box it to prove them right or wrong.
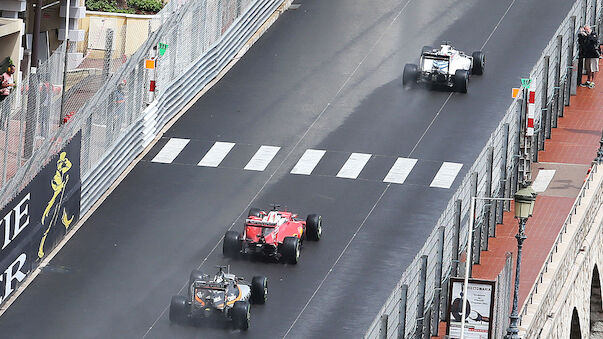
[80,0,289,214]
[364,0,603,337]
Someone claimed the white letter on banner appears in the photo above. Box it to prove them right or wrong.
[3,253,27,301]
[12,193,30,241]
[1,210,12,250]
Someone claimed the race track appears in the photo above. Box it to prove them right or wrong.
[0,0,573,338]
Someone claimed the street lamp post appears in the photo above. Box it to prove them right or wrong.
[504,185,537,339]
[460,196,513,339]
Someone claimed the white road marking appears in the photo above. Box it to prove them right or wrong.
[290,149,326,175]
[336,153,372,179]
[197,141,235,167]
[151,138,189,163]
[532,169,556,192]
[244,145,281,171]
[430,162,463,189]
[383,157,418,184]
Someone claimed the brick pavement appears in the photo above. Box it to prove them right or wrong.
[435,61,603,338]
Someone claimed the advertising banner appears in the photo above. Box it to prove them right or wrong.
[447,277,496,339]
[0,131,81,304]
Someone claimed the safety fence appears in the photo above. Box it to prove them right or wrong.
[0,0,288,213]
[364,0,603,337]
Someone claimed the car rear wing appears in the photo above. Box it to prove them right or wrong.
[245,218,278,228]
[421,53,450,62]
[194,281,227,291]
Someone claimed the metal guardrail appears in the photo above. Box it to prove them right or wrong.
[80,0,288,214]
[365,0,603,337]
[519,162,603,337]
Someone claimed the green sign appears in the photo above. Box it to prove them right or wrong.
[521,78,531,89]
[159,43,168,56]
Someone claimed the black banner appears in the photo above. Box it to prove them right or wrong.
[0,131,81,304]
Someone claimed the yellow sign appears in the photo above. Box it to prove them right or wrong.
[512,88,521,98]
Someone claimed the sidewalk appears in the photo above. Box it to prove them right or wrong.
[436,62,603,337]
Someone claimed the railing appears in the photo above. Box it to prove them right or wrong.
[365,0,603,337]
[520,162,603,337]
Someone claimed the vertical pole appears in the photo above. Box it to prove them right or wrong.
[569,16,577,97]
[103,29,115,147]
[542,56,551,140]
[379,314,388,339]
[452,199,462,276]
[432,226,445,336]
[470,172,479,266]
[501,123,511,215]
[553,35,562,128]
[423,305,432,339]
[398,284,408,339]
[532,130,539,163]
[416,255,428,338]
[461,197,476,339]
[485,146,494,240]
[23,73,39,159]
[59,0,71,123]
[504,218,527,339]
[31,0,42,70]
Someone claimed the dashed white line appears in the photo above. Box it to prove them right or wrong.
[197,141,236,167]
[151,138,189,163]
[291,149,326,175]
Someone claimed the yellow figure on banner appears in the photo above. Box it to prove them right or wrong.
[39,152,73,259]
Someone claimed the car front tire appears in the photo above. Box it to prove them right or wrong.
[471,51,485,75]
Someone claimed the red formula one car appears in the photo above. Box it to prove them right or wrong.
[222,205,322,264]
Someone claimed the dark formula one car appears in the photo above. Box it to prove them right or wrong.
[403,43,485,93]
[169,266,267,330]
[223,205,322,264]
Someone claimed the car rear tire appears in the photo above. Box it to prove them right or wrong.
[422,45,434,54]
[231,301,250,330]
[248,208,262,217]
[306,214,322,241]
[250,276,268,304]
[223,231,242,258]
[471,51,485,75]
[453,70,469,93]
[403,64,419,89]
[169,295,189,324]
[281,237,300,264]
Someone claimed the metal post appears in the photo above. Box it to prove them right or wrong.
[59,0,71,124]
[583,0,588,25]
[379,314,388,339]
[31,0,42,70]
[500,123,510,218]
[542,56,551,139]
[424,305,432,339]
[452,200,462,277]
[568,16,577,97]
[532,129,539,163]
[23,72,39,159]
[417,255,427,338]
[103,29,115,147]
[485,146,494,240]
[460,197,476,339]
[504,218,528,339]
[398,284,408,339]
[432,226,445,336]
[470,172,479,266]
[553,35,562,128]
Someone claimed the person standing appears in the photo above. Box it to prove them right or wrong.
[583,25,600,88]
[0,64,15,102]
[578,26,588,87]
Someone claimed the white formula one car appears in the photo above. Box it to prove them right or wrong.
[403,44,485,93]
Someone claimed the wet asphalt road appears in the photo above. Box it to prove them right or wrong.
[0,0,573,338]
